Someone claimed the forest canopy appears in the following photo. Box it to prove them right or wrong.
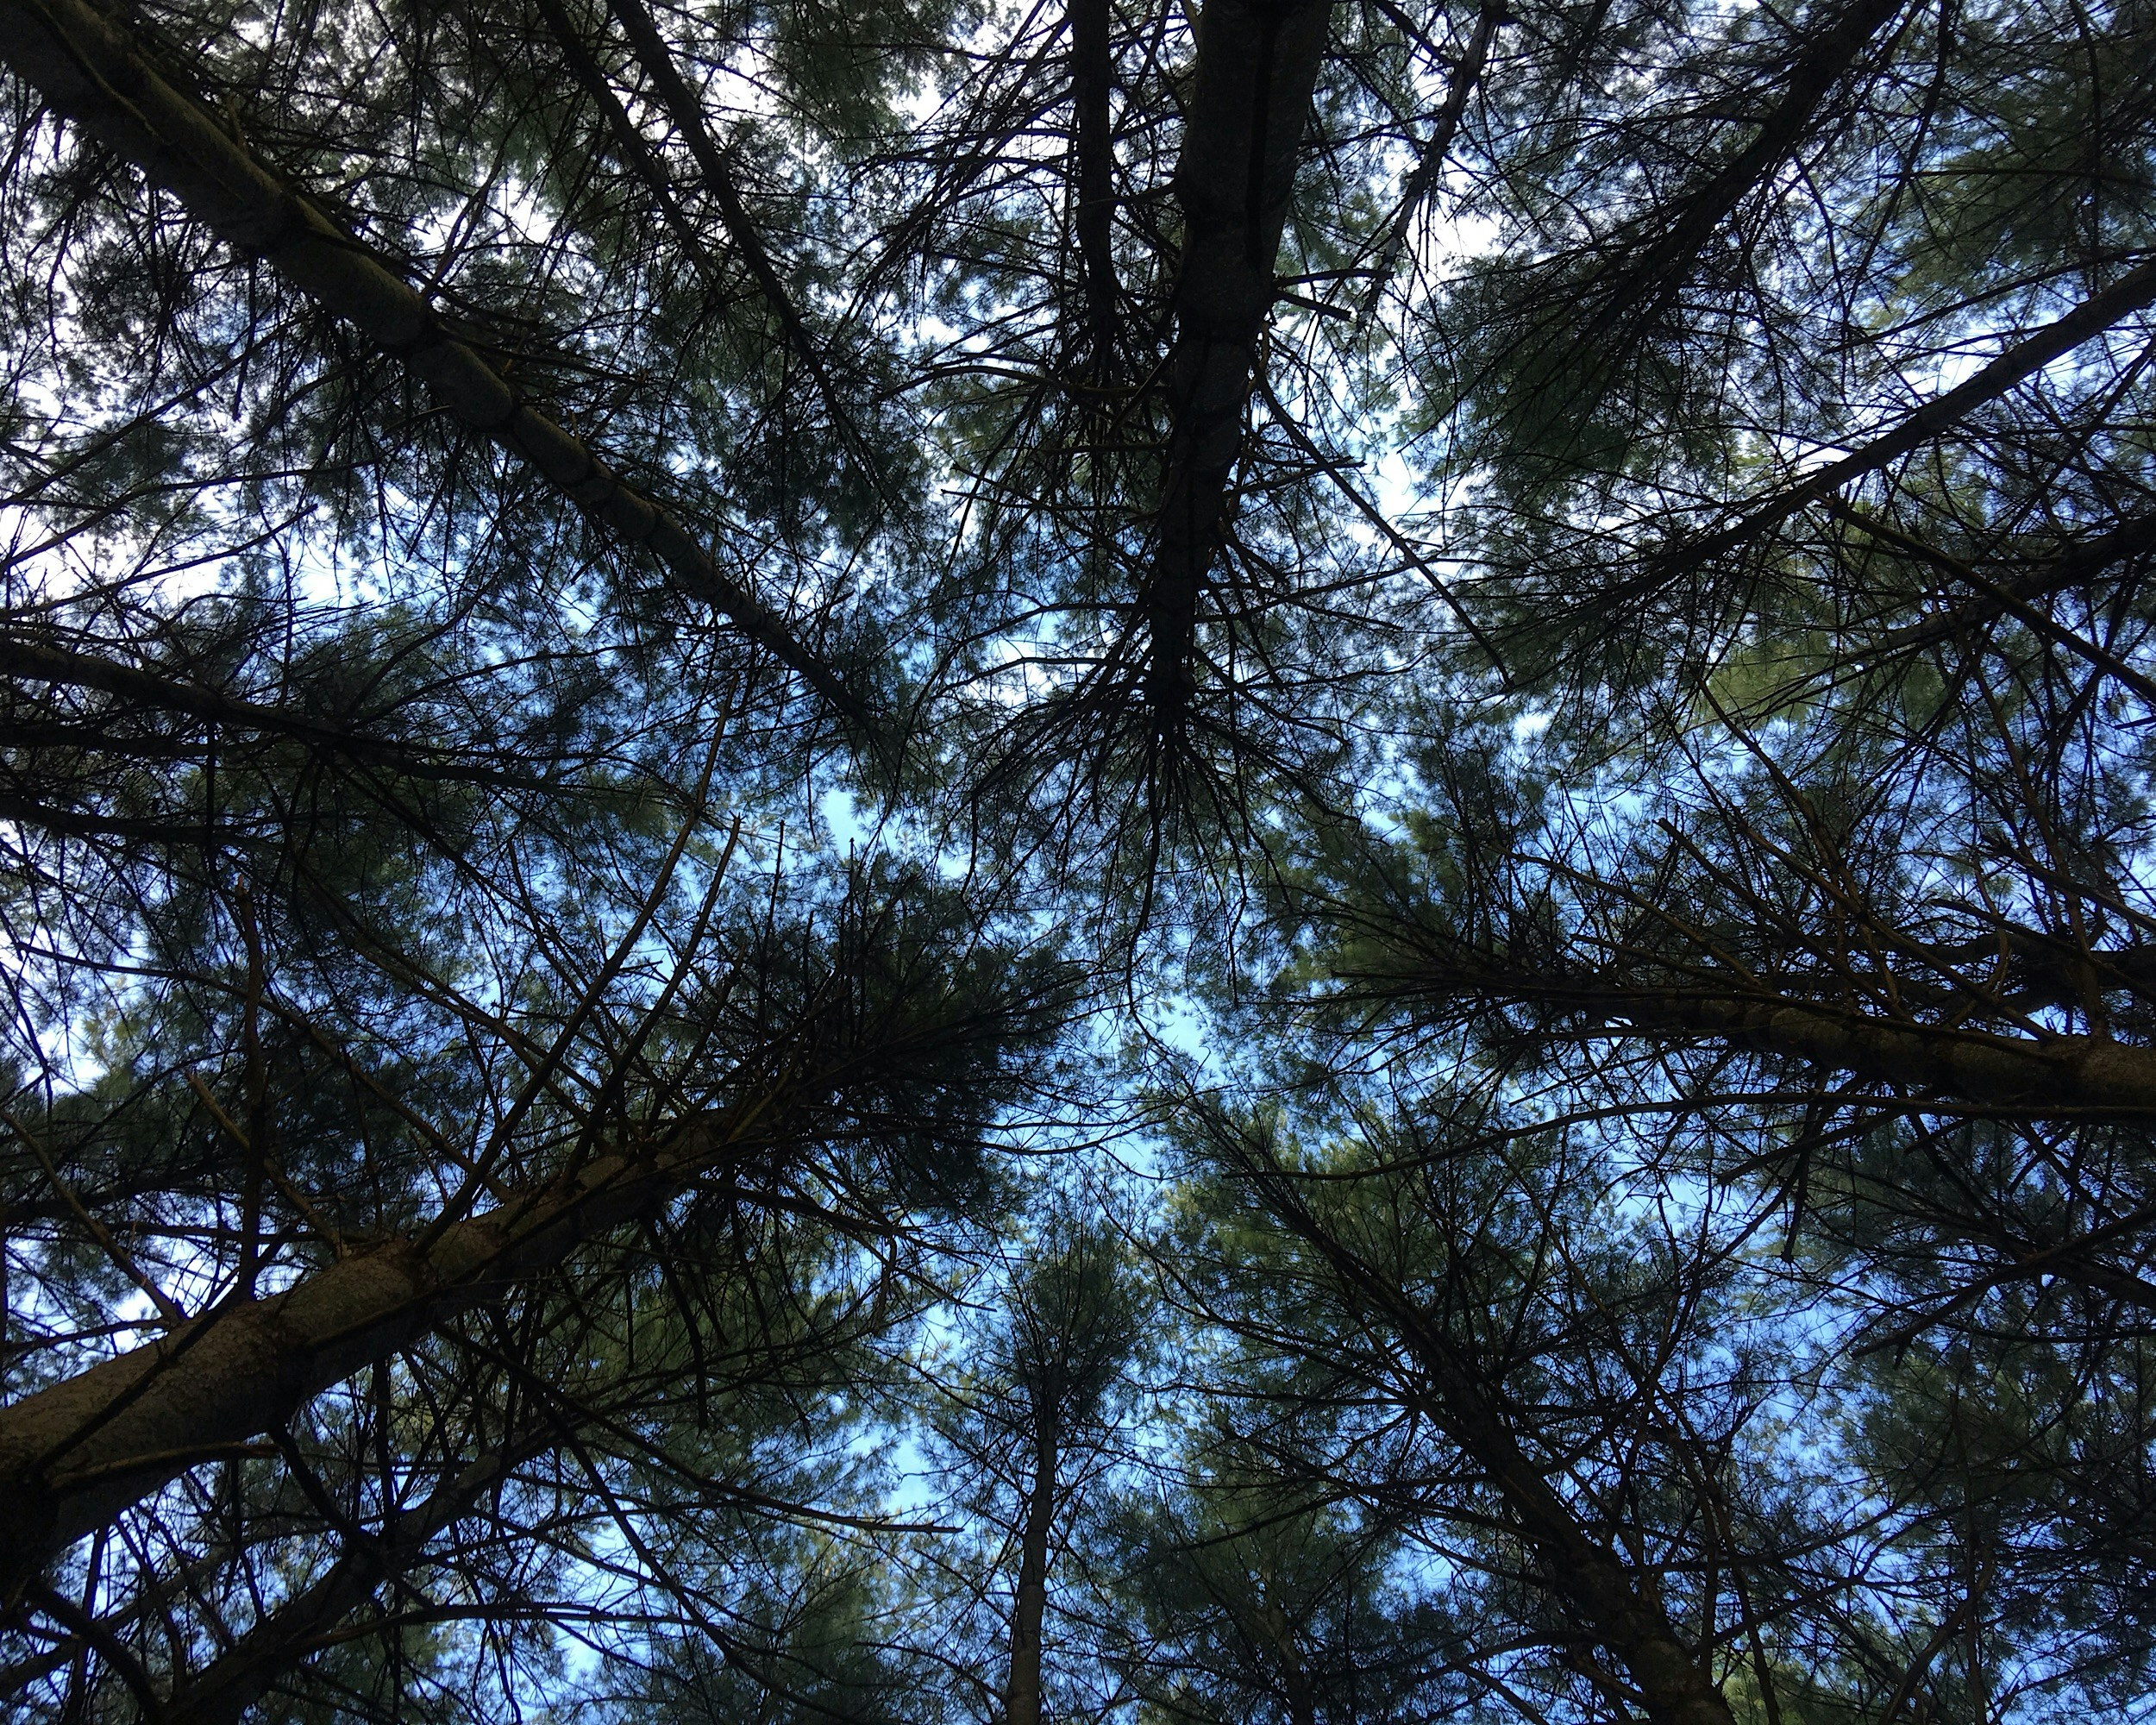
[0,0,2152,1719]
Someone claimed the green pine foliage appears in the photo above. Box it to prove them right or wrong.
[1,0,2153,1719]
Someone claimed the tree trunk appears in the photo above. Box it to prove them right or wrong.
[1366,959,2156,1115]
[162,1443,524,1725]
[1582,0,1910,340]
[1005,1421,1060,1725]
[1873,510,2156,661]
[0,0,868,727]
[600,0,875,474]
[1620,985,2156,1115]
[1658,256,2156,580]
[1139,0,1333,724]
[1069,0,1118,362]
[1424,1385,1736,1725]
[0,631,555,792]
[1240,1151,1739,1725]
[0,1107,767,1595]
[1360,0,1503,314]
[1251,1596,1317,1725]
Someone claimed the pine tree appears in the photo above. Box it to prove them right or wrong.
[1,0,2152,1717]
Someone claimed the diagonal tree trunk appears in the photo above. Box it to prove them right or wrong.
[1626,986,2156,1114]
[1397,1361,1739,1725]
[1828,507,2156,699]
[0,0,870,728]
[530,0,740,287]
[1652,256,2156,582]
[599,0,893,492]
[160,1441,527,1725]
[1232,1140,1739,1725]
[1349,951,2156,1114]
[0,632,556,792]
[1876,511,2156,658]
[1580,0,1910,340]
[1138,0,1333,725]
[0,1099,777,1595]
[1357,0,1504,318]
[1577,980,2156,1115]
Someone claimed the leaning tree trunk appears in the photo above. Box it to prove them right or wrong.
[0,0,868,727]
[1357,954,2156,1115]
[1658,257,2156,580]
[1233,1138,1740,1725]
[0,1098,782,1596]
[1631,985,2156,1113]
[1579,0,1910,342]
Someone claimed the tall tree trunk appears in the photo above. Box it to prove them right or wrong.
[1871,509,2156,661]
[1407,1374,1736,1725]
[1069,0,1118,363]
[162,1442,525,1725]
[599,0,884,485]
[1138,0,1333,725]
[1359,0,1503,316]
[0,0,869,727]
[1005,1420,1060,1725]
[1252,1597,1317,1725]
[1581,0,1911,340]
[1232,1140,1739,1725]
[1658,256,2156,580]
[0,632,555,792]
[1636,985,2156,1112]
[1361,959,2156,1114]
[0,1102,777,1595]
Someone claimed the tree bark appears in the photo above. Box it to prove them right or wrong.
[0,0,869,728]
[1139,0,1333,724]
[1250,1596,1317,1725]
[160,1443,524,1725]
[1868,510,2156,661]
[1352,957,2156,1115]
[1240,1152,1738,1725]
[1069,0,1119,362]
[1618,985,2156,1115]
[1004,1420,1059,1725]
[530,0,737,285]
[0,1108,758,1596]
[1410,1372,1735,1725]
